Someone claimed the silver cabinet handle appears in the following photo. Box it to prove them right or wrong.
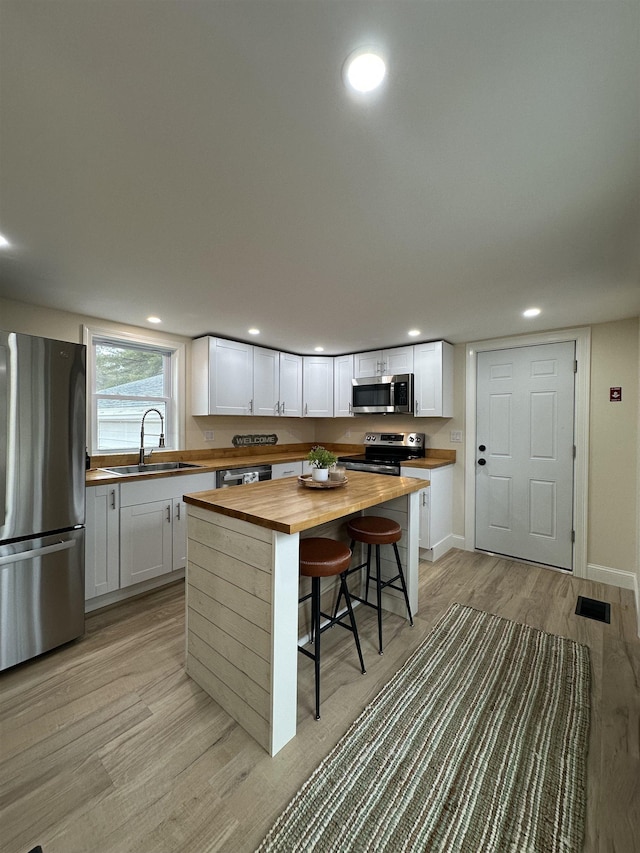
[249,399,253,414]
[281,401,285,414]
[166,504,171,522]
[275,402,280,415]
[415,399,419,415]
[304,403,308,416]
[176,501,181,521]
[111,489,116,510]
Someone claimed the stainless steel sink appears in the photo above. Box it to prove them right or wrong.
[102,462,203,475]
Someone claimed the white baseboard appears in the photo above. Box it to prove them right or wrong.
[586,563,640,639]
[585,562,637,591]
[85,569,185,613]
[422,533,465,562]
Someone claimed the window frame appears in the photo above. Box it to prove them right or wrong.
[84,325,186,455]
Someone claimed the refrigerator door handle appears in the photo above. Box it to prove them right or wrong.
[0,538,76,567]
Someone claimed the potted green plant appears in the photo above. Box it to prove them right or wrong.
[306,445,337,482]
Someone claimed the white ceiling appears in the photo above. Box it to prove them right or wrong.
[1,1,638,354]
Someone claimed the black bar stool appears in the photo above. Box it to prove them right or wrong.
[298,537,366,720]
[335,515,414,655]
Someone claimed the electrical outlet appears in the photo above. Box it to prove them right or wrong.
[204,430,215,441]
[450,430,463,443]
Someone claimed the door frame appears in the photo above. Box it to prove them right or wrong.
[464,327,591,577]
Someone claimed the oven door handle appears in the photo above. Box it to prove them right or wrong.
[344,463,399,475]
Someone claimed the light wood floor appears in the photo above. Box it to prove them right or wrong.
[1,550,638,853]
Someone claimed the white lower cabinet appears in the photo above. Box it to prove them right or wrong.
[271,461,303,480]
[400,465,454,562]
[120,472,216,587]
[85,484,120,599]
[85,472,215,603]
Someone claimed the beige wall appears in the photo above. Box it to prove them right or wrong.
[587,318,639,577]
[2,296,638,593]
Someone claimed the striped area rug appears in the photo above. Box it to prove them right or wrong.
[257,603,591,852]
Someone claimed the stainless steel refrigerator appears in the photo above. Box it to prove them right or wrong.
[0,330,86,670]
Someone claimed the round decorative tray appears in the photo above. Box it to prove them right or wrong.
[298,475,348,489]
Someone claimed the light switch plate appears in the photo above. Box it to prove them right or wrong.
[450,430,463,443]
[204,430,215,441]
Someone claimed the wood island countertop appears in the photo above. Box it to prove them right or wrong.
[183,470,427,534]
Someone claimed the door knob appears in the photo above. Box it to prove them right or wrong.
[478,444,486,452]
[477,458,486,466]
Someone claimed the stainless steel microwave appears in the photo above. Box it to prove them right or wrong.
[351,374,414,415]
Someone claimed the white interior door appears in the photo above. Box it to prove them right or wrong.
[475,341,575,570]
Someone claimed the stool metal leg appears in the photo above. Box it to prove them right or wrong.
[312,577,321,720]
[339,573,366,675]
[375,545,384,654]
[393,541,414,627]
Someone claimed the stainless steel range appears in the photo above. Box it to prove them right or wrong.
[338,432,425,476]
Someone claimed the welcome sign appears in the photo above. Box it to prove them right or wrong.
[232,434,279,447]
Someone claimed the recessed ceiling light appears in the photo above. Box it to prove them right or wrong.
[0,232,11,249]
[408,329,420,337]
[343,48,386,93]
[314,346,324,352]
[523,308,541,318]
[248,328,260,335]
[147,316,162,324]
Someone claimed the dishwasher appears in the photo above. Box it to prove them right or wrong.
[216,464,272,488]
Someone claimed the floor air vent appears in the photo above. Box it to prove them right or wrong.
[575,596,611,624]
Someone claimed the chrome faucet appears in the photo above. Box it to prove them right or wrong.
[139,408,165,465]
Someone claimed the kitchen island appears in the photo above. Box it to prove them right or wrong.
[183,471,426,755]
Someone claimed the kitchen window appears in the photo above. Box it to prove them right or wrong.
[85,326,185,454]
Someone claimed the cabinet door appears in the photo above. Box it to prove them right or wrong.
[253,347,280,416]
[279,352,303,417]
[334,354,354,417]
[354,351,383,378]
[85,484,120,599]
[271,461,303,480]
[303,356,334,417]
[212,338,253,415]
[413,341,454,417]
[418,487,431,549]
[172,496,188,570]
[384,346,414,375]
[120,500,173,587]
[428,466,453,553]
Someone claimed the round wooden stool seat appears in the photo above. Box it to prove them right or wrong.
[346,516,402,546]
[299,537,351,578]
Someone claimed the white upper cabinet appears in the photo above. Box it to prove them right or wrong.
[192,337,253,416]
[333,354,354,417]
[253,347,280,416]
[303,356,334,417]
[253,347,302,417]
[353,346,414,378]
[279,352,303,417]
[413,341,454,417]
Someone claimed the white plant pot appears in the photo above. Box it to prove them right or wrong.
[311,467,329,482]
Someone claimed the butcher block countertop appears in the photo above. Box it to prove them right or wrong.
[183,470,427,535]
[86,446,455,486]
